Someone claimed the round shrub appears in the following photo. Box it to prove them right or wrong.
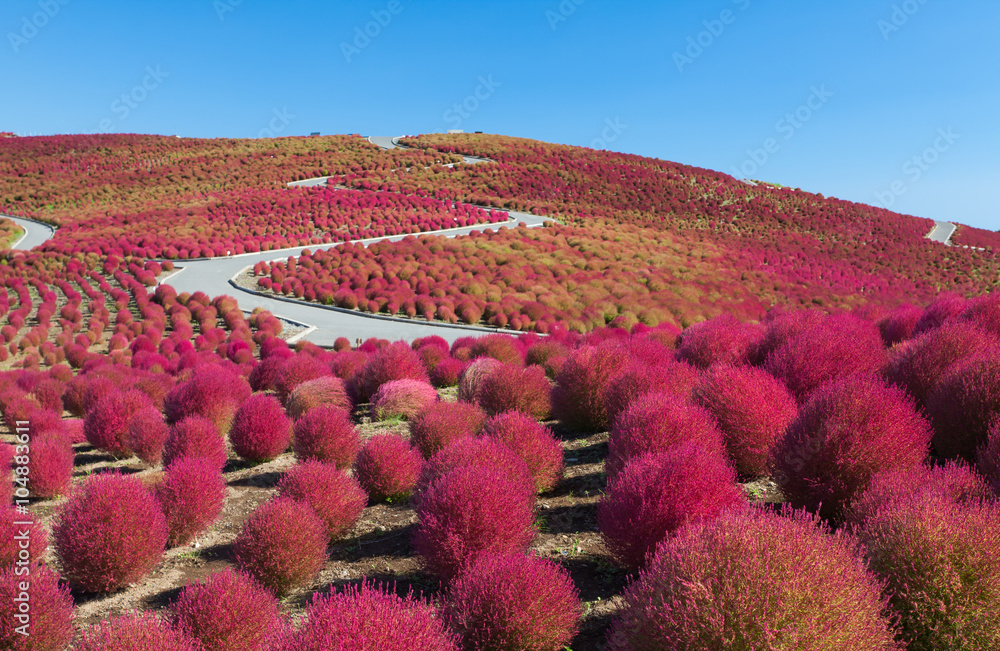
[285,375,351,420]
[415,436,534,500]
[0,505,47,566]
[470,334,525,365]
[292,406,360,468]
[164,364,251,434]
[977,420,1000,494]
[170,569,281,651]
[278,580,458,651]
[52,473,168,592]
[878,303,923,346]
[353,434,423,502]
[230,393,291,463]
[551,343,628,432]
[675,314,764,369]
[357,341,430,402]
[232,498,327,596]
[371,379,438,421]
[926,353,1000,462]
[598,445,745,571]
[0,565,74,651]
[155,458,227,547]
[409,401,487,458]
[607,391,725,481]
[960,292,1000,338]
[772,374,933,521]
[444,553,580,651]
[125,405,170,466]
[607,507,899,651]
[430,357,466,388]
[163,415,228,471]
[75,611,198,651]
[27,434,74,498]
[692,364,798,477]
[603,360,700,426]
[476,362,552,420]
[83,388,153,457]
[275,354,329,401]
[914,292,967,334]
[276,461,366,541]
[481,410,564,493]
[248,356,285,392]
[456,357,502,405]
[413,465,535,581]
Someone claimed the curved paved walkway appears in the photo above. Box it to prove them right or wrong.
[1,215,57,251]
[926,221,956,246]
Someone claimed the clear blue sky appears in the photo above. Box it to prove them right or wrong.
[1,0,997,230]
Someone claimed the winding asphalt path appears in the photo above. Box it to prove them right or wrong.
[926,221,956,246]
[2,215,57,251]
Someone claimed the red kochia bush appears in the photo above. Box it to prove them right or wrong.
[356,341,430,402]
[232,498,327,596]
[292,406,360,468]
[229,394,291,462]
[978,420,1000,494]
[278,580,458,651]
[371,379,438,421]
[675,314,764,369]
[692,364,798,477]
[413,465,535,581]
[0,443,11,504]
[602,360,700,425]
[444,553,581,651]
[353,434,423,502]
[84,388,154,457]
[164,364,251,433]
[0,505,48,566]
[409,401,487,458]
[285,375,351,419]
[878,303,923,346]
[476,363,552,420]
[75,611,198,651]
[415,437,534,499]
[0,565,74,651]
[551,343,628,432]
[470,333,525,365]
[456,357,502,405]
[170,569,281,651]
[481,410,564,493]
[274,354,329,401]
[52,473,168,592]
[125,406,170,466]
[607,507,899,651]
[598,445,745,571]
[926,353,1000,462]
[163,416,228,471]
[276,461,366,541]
[155,458,227,547]
[772,374,933,521]
[27,434,74,498]
[430,357,467,388]
[607,391,725,481]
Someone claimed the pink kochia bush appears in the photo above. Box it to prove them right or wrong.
[606,507,900,651]
[0,505,48,566]
[83,388,153,457]
[155,458,227,547]
[475,362,552,420]
[125,406,171,466]
[692,364,798,478]
[285,375,351,420]
[232,498,328,596]
[356,341,430,402]
[409,401,487,458]
[353,434,423,502]
[74,611,199,651]
[444,553,581,651]
[170,569,282,651]
[163,416,228,471]
[52,473,168,592]
[277,580,458,651]
[675,314,763,369]
[771,374,933,521]
[598,444,746,571]
[925,353,1000,462]
[456,357,502,406]
[274,354,329,401]
[551,343,627,432]
[602,360,700,425]
[416,437,535,499]
[292,406,360,468]
[27,434,74,498]
[164,364,251,433]
[371,379,438,421]
[276,461,367,541]
[977,420,1000,494]
[0,565,74,651]
[229,394,292,463]
[413,465,535,581]
[481,410,564,493]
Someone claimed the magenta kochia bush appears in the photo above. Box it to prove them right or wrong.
[292,406,360,468]
[0,565,74,651]
[476,362,552,420]
[170,569,281,651]
[0,505,48,566]
[926,353,1000,462]
[456,357,502,406]
[125,406,170,466]
[598,444,745,571]
[83,388,154,457]
[415,437,534,499]
[602,360,700,426]
[163,415,228,471]
[413,465,535,581]
[606,507,900,651]
[164,364,251,433]
[285,375,351,420]
[353,434,423,502]
[274,354,329,401]
[232,498,328,596]
[278,580,458,651]
[481,410,564,493]
[371,379,438,421]
[977,420,1000,494]
[155,458,227,547]
[52,473,168,592]
[692,364,798,477]
[75,611,199,651]
[444,553,581,651]
[276,461,366,541]
[229,393,291,463]
[27,434,74,498]
[772,374,932,521]
[356,341,430,402]
[409,401,487,458]
[552,343,628,432]
[675,314,763,369]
